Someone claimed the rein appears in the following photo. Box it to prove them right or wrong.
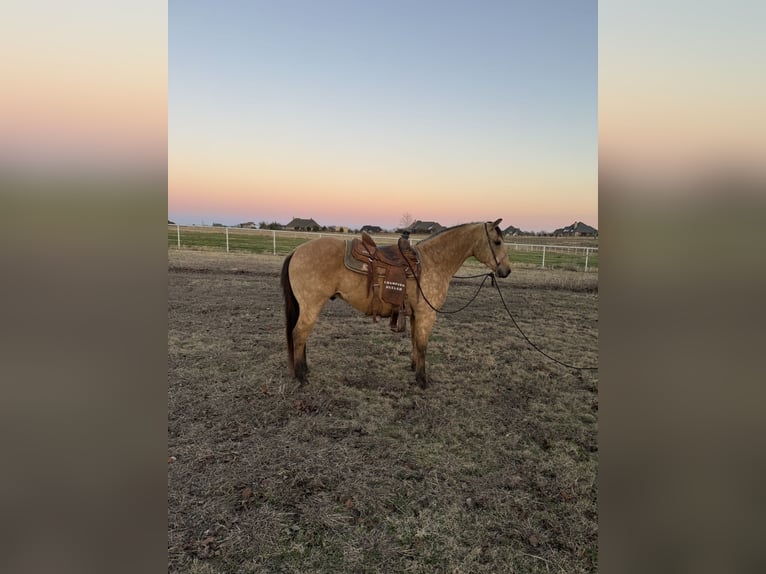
[398,223,503,314]
[398,239,494,315]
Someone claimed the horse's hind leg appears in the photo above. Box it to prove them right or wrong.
[292,306,321,384]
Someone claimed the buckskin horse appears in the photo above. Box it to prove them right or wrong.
[280,219,511,388]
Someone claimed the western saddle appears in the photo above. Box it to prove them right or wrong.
[344,232,421,331]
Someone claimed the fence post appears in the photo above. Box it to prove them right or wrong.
[584,248,589,272]
[273,231,276,255]
[541,245,546,268]
[225,227,229,252]
[176,224,180,249]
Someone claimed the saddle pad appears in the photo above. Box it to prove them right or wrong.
[343,240,369,274]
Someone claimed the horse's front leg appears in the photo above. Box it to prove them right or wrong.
[410,310,436,388]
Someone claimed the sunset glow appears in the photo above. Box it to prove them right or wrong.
[169,1,597,232]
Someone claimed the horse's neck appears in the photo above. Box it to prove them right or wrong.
[417,225,478,279]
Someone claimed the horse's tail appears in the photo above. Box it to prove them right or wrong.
[281,252,298,372]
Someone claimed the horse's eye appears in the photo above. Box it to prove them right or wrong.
[494,240,502,246]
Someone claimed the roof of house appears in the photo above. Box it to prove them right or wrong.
[360,225,382,232]
[286,217,320,229]
[408,220,443,233]
[502,224,523,235]
[554,221,598,235]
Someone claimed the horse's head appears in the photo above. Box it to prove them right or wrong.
[479,219,511,278]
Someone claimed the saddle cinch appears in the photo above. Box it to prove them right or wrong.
[344,233,421,331]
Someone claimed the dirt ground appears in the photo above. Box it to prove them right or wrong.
[168,250,598,573]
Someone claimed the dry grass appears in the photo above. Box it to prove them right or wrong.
[168,251,598,573]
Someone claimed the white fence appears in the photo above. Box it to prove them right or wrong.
[505,242,598,272]
[168,225,598,272]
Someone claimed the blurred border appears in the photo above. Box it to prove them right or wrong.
[600,1,766,572]
[2,1,764,573]
[1,2,167,573]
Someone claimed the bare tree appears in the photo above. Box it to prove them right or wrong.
[399,212,414,230]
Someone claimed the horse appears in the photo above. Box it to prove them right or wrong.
[280,219,511,388]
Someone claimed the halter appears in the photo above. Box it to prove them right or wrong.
[484,222,502,271]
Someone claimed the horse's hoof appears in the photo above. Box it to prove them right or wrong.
[416,373,430,389]
[295,361,309,384]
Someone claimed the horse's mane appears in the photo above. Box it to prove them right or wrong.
[416,221,502,245]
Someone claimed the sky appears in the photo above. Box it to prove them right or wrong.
[169,0,597,232]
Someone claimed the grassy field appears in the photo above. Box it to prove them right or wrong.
[167,226,309,254]
[168,250,598,573]
[168,226,598,271]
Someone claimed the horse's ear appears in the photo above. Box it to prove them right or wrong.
[492,218,502,228]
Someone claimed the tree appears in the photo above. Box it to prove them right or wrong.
[399,212,414,230]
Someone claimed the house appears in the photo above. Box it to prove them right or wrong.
[360,225,382,233]
[168,219,175,225]
[502,224,524,236]
[553,221,598,237]
[285,217,321,231]
[407,220,444,234]
[238,221,257,229]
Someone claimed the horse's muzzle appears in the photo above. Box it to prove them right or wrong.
[496,264,511,278]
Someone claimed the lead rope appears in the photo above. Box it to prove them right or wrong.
[490,279,598,371]
[399,238,598,372]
